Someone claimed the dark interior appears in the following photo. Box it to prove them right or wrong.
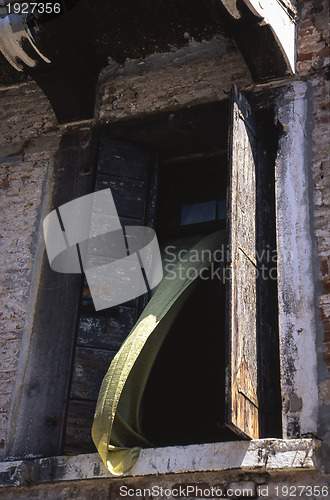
[141,268,239,446]
[100,99,229,160]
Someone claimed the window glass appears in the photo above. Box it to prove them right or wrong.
[181,200,217,225]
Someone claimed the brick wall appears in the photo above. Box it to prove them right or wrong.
[0,83,57,146]
[98,36,252,122]
[0,82,59,456]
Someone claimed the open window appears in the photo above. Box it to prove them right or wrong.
[63,86,281,461]
[4,86,283,464]
[138,87,282,450]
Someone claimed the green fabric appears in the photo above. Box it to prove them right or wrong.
[92,229,226,475]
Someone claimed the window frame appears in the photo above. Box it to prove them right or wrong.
[3,81,318,463]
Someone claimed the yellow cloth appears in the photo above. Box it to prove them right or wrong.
[92,229,226,475]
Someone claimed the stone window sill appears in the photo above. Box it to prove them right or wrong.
[0,439,320,488]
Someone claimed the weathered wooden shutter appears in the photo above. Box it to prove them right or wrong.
[226,86,259,439]
[64,138,158,454]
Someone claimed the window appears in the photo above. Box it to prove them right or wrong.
[5,83,317,466]
[64,87,281,461]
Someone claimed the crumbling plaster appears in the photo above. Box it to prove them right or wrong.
[274,82,318,438]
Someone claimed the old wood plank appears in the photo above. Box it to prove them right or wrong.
[63,400,97,455]
[97,139,149,181]
[226,86,259,439]
[77,306,137,351]
[95,174,146,220]
[63,138,158,454]
[70,347,116,401]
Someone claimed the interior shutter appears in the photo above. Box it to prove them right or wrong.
[225,86,259,439]
[64,138,158,454]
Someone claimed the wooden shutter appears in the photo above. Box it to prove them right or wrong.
[64,138,158,454]
[226,86,259,439]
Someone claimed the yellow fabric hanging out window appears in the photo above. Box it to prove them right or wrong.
[92,229,226,475]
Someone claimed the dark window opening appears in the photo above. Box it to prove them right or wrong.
[140,142,232,446]
[141,267,239,446]
[157,155,227,238]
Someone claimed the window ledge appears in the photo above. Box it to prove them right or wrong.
[0,439,320,488]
